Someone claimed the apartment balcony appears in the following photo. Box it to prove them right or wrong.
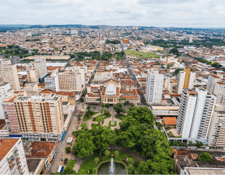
[9,163,16,171]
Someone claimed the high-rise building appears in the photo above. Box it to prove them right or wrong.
[33,58,47,80]
[0,80,13,119]
[27,67,39,83]
[206,74,221,93]
[213,82,225,105]
[177,69,196,94]
[0,138,29,175]
[0,59,20,90]
[58,68,85,92]
[122,39,129,44]
[45,74,59,92]
[177,88,216,142]
[208,106,225,148]
[3,94,64,141]
[146,71,164,104]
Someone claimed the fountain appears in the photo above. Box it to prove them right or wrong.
[109,157,115,174]
[97,157,126,174]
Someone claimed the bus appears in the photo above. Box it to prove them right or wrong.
[57,165,64,173]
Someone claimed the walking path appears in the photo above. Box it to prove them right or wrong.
[109,144,147,162]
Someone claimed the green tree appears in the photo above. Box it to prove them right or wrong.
[128,164,133,172]
[100,108,104,114]
[64,158,68,163]
[124,100,130,106]
[81,123,88,130]
[114,150,119,157]
[65,147,71,153]
[102,104,105,108]
[94,157,99,164]
[86,105,91,110]
[73,132,96,158]
[92,168,97,174]
[80,97,84,102]
[198,152,212,161]
[105,150,110,156]
[113,103,126,115]
[196,140,203,148]
[128,158,133,165]
[105,103,110,108]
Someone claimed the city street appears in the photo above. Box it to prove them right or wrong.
[49,103,83,173]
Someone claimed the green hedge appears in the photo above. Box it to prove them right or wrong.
[156,122,162,130]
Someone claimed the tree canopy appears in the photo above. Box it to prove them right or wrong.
[198,152,212,161]
[73,106,174,173]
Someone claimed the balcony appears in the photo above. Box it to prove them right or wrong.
[9,163,16,171]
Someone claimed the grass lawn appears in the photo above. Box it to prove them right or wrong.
[92,114,111,122]
[62,159,77,174]
[125,50,160,59]
[91,124,108,130]
[109,120,117,127]
[83,111,98,121]
[78,150,139,174]
[115,114,126,120]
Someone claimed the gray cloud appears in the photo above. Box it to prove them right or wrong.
[0,0,224,27]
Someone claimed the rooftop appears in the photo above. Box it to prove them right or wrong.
[26,158,42,172]
[0,139,19,161]
[29,142,56,158]
[186,168,225,175]
[163,117,177,126]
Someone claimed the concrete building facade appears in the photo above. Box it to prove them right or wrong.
[146,71,164,104]
[177,88,216,143]
[0,138,29,175]
[0,59,20,90]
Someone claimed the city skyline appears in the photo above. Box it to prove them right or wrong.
[0,0,225,28]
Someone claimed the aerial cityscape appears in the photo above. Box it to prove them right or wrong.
[1,0,225,175]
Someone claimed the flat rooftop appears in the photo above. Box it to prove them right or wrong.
[186,168,225,175]
[26,158,42,172]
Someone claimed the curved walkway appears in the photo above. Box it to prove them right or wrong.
[109,144,147,162]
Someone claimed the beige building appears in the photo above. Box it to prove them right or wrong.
[101,79,120,105]
[0,59,20,90]
[58,68,85,92]
[213,82,225,106]
[13,94,64,141]
[27,67,39,83]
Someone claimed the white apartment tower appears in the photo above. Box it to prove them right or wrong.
[33,58,47,80]
[177,88,216,142]
[177,69,196,94]
[206,74,221,93]
[0,138,29,175]
[0,59,20,90]
[146,71,164,104]
[0,80,13,119]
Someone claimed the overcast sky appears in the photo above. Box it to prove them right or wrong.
[0,0,225,28]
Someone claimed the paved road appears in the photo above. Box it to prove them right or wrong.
[49,104,83,173]
[116,30,148,106]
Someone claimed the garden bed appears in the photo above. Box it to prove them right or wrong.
[115,114,126,120]
[83,111,98,121]
[109,121,117,127]
[92,114,111,122]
